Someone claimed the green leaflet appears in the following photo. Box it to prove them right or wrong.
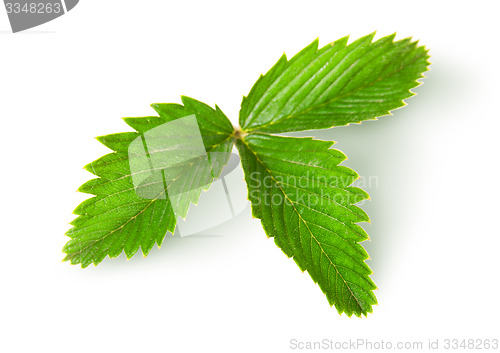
[236,134,376,316]
[239,33,430,133]
[64,97,234,267]
[65,33,430,316]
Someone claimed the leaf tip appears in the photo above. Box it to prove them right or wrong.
[95,135,110,149]
[179,95,191,105]
[150,103,162,114]
[83,162,94,174]
[366,31,377,42]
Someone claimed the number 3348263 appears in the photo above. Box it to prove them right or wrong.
[5,2,62,14]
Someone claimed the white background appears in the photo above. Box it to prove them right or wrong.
[1,1,499,352]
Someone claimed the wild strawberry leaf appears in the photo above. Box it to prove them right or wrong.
[239,33,429,133]
[65,33,430,316]
[236,134,376,316]
[63,97,234,267]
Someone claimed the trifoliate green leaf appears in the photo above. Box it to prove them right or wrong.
[64,97,234,267]
[236,134,375,316]
[65,33,430,316]
[239,33,430,133]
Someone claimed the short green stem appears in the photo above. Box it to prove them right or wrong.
[234,128,248,140]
